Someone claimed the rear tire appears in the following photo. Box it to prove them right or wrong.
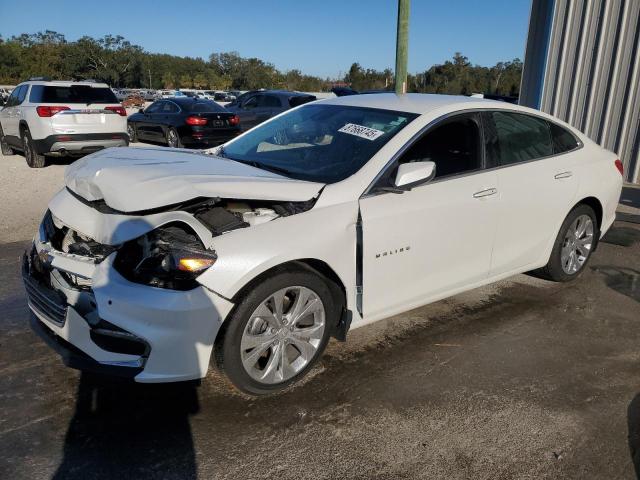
[534,204,598,282]
[22,129,46,168]
[0,125,14,155]
[166,127,183,148]
[217,268,336,395]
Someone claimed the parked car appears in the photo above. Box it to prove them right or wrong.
[127,97,240,147]
[22,93,622,394]
[224,90,316,130]
[0,79,128,167]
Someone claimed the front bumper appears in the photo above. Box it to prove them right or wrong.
[23,233,234,383]
[33,133,129,156]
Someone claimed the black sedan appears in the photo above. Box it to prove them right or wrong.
[127,98,241,148]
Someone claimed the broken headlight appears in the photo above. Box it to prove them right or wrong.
[113,223,216,291]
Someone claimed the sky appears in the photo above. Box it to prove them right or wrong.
[0,0,532,78]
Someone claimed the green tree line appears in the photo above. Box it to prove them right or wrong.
[0,31,522,96]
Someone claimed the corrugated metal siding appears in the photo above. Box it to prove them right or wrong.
[521,0,640,183]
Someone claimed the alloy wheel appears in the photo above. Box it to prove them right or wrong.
[23,135,32,165]
[561,214,594,274]
[240,286,326,384]
[167,129,178,147]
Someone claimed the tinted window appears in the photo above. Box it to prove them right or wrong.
[144,102,163,113]
[242,95,259,109]
[486,111,553,165]
[398,114,482,178]
[550,122,579,154]
[29,85,118,104]
[289,95,316,108]
[258,95,281,108]
[16,85,28,104]
[161,102,180,113]
[222,104,417,183]
[190,100,226,113]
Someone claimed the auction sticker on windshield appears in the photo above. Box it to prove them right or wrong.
[338,123,385,141]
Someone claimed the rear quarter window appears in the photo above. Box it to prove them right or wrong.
[549,122,580,154]
[29,85,118,104]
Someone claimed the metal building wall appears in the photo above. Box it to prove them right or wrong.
[520,0,640,183]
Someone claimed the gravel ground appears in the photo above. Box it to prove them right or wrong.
[1,142,639,479]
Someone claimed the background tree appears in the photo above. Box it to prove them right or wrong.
[0,31,523,98]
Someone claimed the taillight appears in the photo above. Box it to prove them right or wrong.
[228,115,240,126]
[186,116,207,126]
[614,159,624,176]
[105,105,127,116]
[36,106,70,117]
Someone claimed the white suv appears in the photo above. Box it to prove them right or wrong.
[0,79,128,168]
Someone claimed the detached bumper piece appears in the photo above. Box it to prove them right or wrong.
[22,250,148,379]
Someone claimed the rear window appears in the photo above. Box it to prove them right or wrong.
[189,100,226,113]
[289,95,316,108]
[486,111,553,165]
[29,85,118,104]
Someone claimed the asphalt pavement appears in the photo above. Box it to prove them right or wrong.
[1,218,639,479]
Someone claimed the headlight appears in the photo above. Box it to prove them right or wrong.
[113,223,217,290]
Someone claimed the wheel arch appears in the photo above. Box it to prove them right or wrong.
[18,120,29,135]
[573,196,603,229]
[212,258,349,348]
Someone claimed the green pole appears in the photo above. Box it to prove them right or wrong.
[395,0,410,94]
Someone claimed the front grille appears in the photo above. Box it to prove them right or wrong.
[22,253,68,326]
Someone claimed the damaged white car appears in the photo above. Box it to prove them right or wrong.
[24,94,623,394]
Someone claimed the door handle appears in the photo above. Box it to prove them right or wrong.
[554,171,572,179]
[473,188,497,198]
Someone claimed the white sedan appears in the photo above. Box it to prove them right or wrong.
[23,94,623,394]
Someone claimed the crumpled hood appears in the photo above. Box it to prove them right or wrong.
[65,147,325,212]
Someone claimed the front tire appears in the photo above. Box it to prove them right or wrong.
[22,129,46,168]
[218,268,335,395]
[535,204,598,282]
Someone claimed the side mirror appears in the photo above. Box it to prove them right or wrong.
[138,108,145,114]
[394,161,436,189]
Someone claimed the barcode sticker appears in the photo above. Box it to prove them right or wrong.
[338,123,385,141]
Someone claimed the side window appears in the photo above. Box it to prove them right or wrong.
[16,85,28,105]
[161,102,179,113]
[242,95,260,109]
[145,101,163,113]
[485,111,553,166]
[549,122,580,154]
[258,95,281,108]
[397,113,482,179]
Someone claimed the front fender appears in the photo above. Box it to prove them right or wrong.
[196,201,359,313]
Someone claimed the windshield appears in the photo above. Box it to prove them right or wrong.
[221,104,417,183]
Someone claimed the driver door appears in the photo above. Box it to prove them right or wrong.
[358,113,500,321]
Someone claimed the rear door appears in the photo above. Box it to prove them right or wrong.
[31,85,125,135]
[483,111,580,276]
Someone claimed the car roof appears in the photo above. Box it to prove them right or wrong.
[320,93,501,114]
[20,80,110,88]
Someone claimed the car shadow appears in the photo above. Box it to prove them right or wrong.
[620,186,640,209]
[601,225,640,247]
[52,374,200,480]
[591,266,640,303]
[628,393,640,478]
